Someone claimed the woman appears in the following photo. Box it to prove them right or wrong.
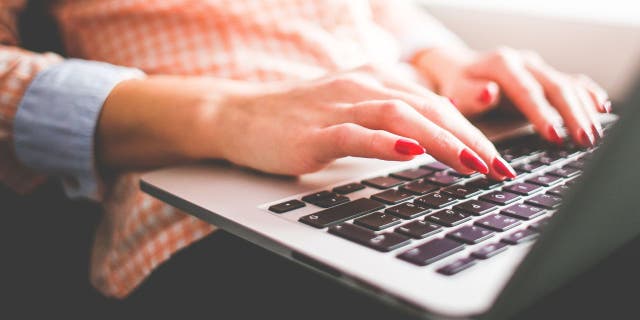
[0,0,609,299]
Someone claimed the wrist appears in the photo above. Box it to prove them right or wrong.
[411,46,476,91]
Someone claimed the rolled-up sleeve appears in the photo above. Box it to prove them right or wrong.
[13,59,145,200]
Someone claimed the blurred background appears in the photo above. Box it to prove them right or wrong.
[420,0,640,103]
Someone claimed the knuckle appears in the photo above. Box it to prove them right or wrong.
[380,99,410,116]
[330,73,368,88]
[493,46,518,65]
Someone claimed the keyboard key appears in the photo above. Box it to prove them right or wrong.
[427,209,471,227]
[565,158,587,170]
[425,171,462,186]
[526,193,563,209]
[442,185,482,199]
[471,242,509,259]
[299,198,384,228]
[333,183,365,195]
[371,189,414,205]
[502,229,539,245]
[547,184,571,197]
[466,178,504,190]
[395,220,442,239]
[400,180,440,195]
[453,201,496,218]
[362,176,404,189]
[354,212,402,231]
[547,167,581,178]
[501,203,546,220]
[437,257,476,276]
[529,217,551,231]
[480,191,521,206]
[415,192,457,209]
[385,202,430,219]
[503,182,542,196]
[390,168,433,181]
[514,161,545,173]
[329,224,411,252]
[421,161,450,171]
[269,199,306,213]
[312,194,350,208]
[474,214,521,232]
[397,238,464,266]
[302,191,333,203]
[447,225,495,244]
[447,171,479,178]
[537,154,562,165]
[526,174,562,187]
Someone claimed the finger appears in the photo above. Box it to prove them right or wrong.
[574,74,611,113]
[378,91,514,180]
[313,123,422,162]
[575,85,604,142]
[342,99,491,176]
[354,67,511,178]
[468,49,565,145]
[525,63,595,147]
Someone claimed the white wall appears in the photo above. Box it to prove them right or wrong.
[420,0,640,101]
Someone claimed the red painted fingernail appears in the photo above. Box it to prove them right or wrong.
[603,101,612,113]
[448,97,458,107]
[478,87,493,105]
[395,139,425,155]
[492,157,516,178]
[579,128,594,147]
[547,126,564,145]
[459,149,489,174]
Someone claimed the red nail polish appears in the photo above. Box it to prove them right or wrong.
[459,149,489,174]
[395,139,425,155]
[603,101,612,113]
[478,87,492,105]
[579,128,594,147]
[448,97,458,107]
[492,157,516,178]
[547,126,564,145]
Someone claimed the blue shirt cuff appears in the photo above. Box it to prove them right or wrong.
[13,59,145,200]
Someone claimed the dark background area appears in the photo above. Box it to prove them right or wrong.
[2,182,640,319]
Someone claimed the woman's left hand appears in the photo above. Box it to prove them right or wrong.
[412,46,611,147]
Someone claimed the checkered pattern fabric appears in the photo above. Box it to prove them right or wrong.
[0,0,450,298]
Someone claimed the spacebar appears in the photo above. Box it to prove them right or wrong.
[299,198,384,228]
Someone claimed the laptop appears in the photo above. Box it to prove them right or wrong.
[140,81,640,319]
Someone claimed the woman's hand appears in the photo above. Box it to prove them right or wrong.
[204,67,516,179]
[412,46,610,147]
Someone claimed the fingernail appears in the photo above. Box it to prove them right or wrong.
[459,149,489,174]
[492,157,516,178]
[578,128,594,147]
[448,97,458,107]
[478,87,493,105]
[395,139,425,155]
[547,126,564,145]
[603,100,612,113]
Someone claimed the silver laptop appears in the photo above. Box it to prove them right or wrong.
[140,84,639,319]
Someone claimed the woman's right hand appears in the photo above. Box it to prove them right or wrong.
[203,67,516,179]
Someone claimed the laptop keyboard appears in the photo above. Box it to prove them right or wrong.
[268,132,603,276]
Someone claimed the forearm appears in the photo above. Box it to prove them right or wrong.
[97,76,244,170]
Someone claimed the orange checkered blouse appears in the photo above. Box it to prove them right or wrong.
[0,0,461,298]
